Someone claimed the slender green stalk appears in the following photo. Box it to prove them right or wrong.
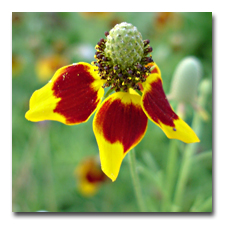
[173,104,203,210]
[161,140,179,212]
[173,143,197,209]
[128,149,147,212]
[173,79,211,211]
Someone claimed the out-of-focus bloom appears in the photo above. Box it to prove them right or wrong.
[156,12,173,26]
[25,22,199,182]
[168,56,209,120]
[35,54,69,82]
[12,54,24,77]
[154,12,183,31]
[75,157,108,197]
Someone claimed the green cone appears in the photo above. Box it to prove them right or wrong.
[104,22,144,69]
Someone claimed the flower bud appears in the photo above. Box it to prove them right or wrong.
[169,56,202,103]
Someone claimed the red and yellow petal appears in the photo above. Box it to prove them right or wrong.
[141,72,199,143]
[93,90,148,181]
[25,62,105,125]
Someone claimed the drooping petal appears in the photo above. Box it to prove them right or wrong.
[25,62,105,125]
[141,71,200,143]
[93,90,148,181]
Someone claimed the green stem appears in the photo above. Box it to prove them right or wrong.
[161,140,179,212]
[173,100,203,210]
[173,79,211,211]
[128,149,147,212]
[173,143,197,210]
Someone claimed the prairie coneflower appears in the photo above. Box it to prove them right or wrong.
[25,22,199,181]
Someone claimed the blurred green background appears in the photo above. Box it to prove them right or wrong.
[12,12,212,212]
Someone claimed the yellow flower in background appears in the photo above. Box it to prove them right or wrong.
[25,22,199,182]
[35,54,69,82]
[75,157,108,197]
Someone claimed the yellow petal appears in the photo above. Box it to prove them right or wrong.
[141,71,199,143]
[25,62,104,125]
[93,91,148,181]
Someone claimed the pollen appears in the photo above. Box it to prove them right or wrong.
[92,22,154,92]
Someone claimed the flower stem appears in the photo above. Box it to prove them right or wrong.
[128,149,147,212]
[173,143,197,210]
[173,79,211,211]
[161,139,179,212]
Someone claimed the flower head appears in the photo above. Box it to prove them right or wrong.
[93,22,153,92]
[25,22,199,181]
